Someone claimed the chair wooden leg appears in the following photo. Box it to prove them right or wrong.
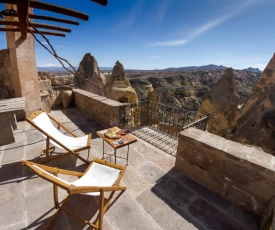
[46,137,50,163]
[98,189,105,230]
[46,194,72,229]
[87,147,91,161]
[53,173,59,209]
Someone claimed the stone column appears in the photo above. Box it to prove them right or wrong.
[5,4,41,116]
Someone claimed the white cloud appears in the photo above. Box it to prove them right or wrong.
[147,39,187,47]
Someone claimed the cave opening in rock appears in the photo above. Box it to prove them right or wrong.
[118,97,129,103]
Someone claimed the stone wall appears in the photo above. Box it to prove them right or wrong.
[73,88,126,127]
[0,49,14,99]
[175,127,275,215]
[5,5,41,116]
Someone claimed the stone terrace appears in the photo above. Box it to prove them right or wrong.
[0,108,260,230]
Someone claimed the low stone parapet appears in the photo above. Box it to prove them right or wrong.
[175,127,275,215]
[0,97,25,145]
[73,88,125,127]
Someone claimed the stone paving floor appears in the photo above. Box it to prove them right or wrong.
[0,107,260,230]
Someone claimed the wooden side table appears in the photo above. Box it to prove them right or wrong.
[96,127,137,165]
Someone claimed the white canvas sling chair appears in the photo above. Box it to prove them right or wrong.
[27,110,91,164]
[22,158,126,229]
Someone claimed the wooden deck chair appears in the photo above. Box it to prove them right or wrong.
[27,110,91,164]
[22,158,126,229]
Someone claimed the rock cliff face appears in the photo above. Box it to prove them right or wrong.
[74,53,106,95]
[38,71,73,111]
[197,68,240,136]
[128,69,260,111]
[229,53,275,154]
[104,61,138,103]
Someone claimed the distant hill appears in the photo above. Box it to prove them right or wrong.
[37,66,113,73]
[243,67,262,73]
[37,65,262,73]
[37,66,77,73]
[163,64,228,72]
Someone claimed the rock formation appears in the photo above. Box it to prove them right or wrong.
[74,53,106,95]
[38,71,74,111]
[128,69,260,111]
[145,84,160,103]
[229,53,275,154]
[197,68,240,136]
[104,61,138,103]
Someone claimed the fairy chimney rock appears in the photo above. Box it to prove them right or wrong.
[74,53,106,92]
[105,61,138,103]
[197,68,239,136]
[229,53,275,154]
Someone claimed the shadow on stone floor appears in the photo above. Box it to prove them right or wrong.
[151,168,261,230]
[51,108,105,140]
[20,192,124,230]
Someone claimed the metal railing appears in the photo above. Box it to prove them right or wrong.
[119,100,208,156]
[121,100,208,138]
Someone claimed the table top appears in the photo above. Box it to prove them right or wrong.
[96,127,137,149]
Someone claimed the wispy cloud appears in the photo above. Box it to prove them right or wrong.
[149,55,160,59]
[113,1,144,32]
[189,0,257,39]
[147,0,258,47]
[155,0,169,24]
[57,45,75,50]
[147,39,187,47]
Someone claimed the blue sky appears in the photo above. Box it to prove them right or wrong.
[0,0,274,70]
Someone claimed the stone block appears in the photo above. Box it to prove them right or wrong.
[137,188,197,230]
[1,146,24,164]
[176,127,275,214]
[175,156,224,195]
[227,185,267,215]
[121,165,153,196]
[0,114,15,146]
[0,183,25,229]
[106,191,163,230]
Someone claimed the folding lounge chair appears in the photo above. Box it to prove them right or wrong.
[22,158,126,229]
[27,110,91,164]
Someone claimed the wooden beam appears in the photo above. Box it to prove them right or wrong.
[0,27,18,32]
[0,20,18,26]
[3,12,79,25]
[29,14,79,25]
[0,20,71,33]
[0,0,16,4]
[0,27,66,37]
[91,0,108,6]
[29,29,66,37]
[31,22,71,33]
[30,1,89,21]
[16,0,30,39]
